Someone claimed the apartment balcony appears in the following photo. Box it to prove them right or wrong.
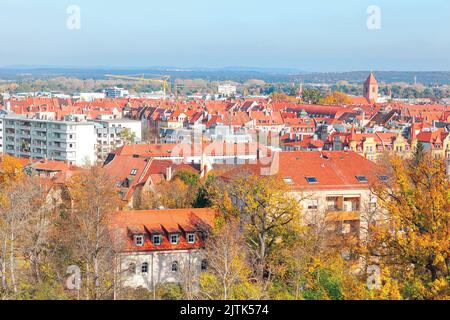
[18,125,31,131]
[325,211,360,222]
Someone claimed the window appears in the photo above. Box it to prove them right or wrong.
[307,199,318,210]
[283,176,293,184]
[378,175,389,182]
[170,234,179,244]
[128,263,136,275]
[141,262,148,274]
[171,261,179,272]
[187,233,196,244]
[339,222,352,234]
[130,169,138,176]
[152,235,162,245]
[201,259,208,271]
[134,235,144,246]
[305,176,318,183]
[355,175,368,183]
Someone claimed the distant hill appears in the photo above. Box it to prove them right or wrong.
[0,67,449,85]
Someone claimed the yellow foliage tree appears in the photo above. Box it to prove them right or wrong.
[320,91,351,105]
[369,154,450,299]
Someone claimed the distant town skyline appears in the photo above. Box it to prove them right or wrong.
[0,0,449,71]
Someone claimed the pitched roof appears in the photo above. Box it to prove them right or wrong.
[220,151,384,191]
[109,208,217,252]
[364,72,378,86]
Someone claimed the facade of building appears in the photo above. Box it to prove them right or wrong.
[2,115,96,166]
[218,84,237,97]
[220,151,386,248]
[105,87,129,98]
[109,208,216,290]
[93,119,142,160]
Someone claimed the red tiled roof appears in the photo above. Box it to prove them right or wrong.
[220,151,384,191]
[109,208,217,252]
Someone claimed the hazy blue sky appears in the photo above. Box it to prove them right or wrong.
[0,0,449,71]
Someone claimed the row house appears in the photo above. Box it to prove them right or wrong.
[415,127,450,160]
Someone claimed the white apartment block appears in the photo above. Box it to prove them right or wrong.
[218,84,237,96]
[93,119,142,160]
[2,115,96,166]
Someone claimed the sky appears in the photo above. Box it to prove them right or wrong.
[0,0,449,71]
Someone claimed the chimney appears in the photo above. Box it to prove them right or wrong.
[165,166,173,181]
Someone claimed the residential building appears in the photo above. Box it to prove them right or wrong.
[220,151,386,249]
[109,208,216,290]
[218,84,237,97]
[2,114,96,166]
[93,119,142,160]
[105,87,129,98]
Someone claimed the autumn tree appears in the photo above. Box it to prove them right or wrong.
[319,91,351,105]
[301,88,323,104]
[63,166,120,300]
[369,154,450,299]
[118,128,136,145]
[222,174,302,283]
[199,218,259,300]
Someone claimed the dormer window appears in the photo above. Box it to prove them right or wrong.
[152,234,162,245]
[134,235,144,246]
[187,233,196,244]
[170,234,179,244]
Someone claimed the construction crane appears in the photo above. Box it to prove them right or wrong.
[105,74,171,99]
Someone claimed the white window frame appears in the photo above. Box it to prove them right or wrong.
[134,235,144,246]
[152,234,162,246]
[170,234,179,244]
[141,262,148,274]
[171,261,179,273]
[187,233,196,244]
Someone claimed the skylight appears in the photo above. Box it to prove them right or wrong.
[283,177,293,184]
[355,175,368,183]
[378,175,389,182]
[305,176,318,183]
[130,169,138,175]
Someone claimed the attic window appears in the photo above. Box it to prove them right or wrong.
[130,169,138,175]
[152,235,162,246]
[170,234,179,244]
[134,235,144,246]
[356,175,368,183]
[187,233,196,244]
[283,177,293,184]
[305,176,318,183]
[378,175,389,182]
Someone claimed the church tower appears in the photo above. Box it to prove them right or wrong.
[364,72,378,103]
